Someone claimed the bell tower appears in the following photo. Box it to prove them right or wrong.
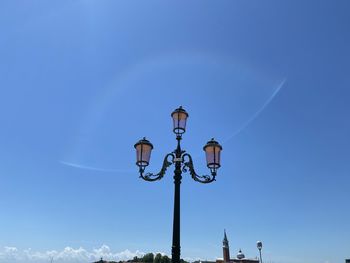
[223,229,230,263]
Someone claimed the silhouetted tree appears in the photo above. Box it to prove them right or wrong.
[142,253,154,263]
[161,255,170,263]
[154,253,162,263]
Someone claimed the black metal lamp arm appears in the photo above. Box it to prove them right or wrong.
[139,153,175,181]
[182,153,216,184]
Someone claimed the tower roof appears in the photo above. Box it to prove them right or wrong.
[223,229,228,243]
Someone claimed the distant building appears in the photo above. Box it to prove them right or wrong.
[345,259,350,263]
[93,258,118,263]
[216,230,259,263]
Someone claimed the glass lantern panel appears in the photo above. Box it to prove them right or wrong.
[172,112,187,134]
[205,146,221,169]
[136,143,152,166]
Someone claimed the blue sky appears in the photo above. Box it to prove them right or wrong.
[0,1,349,263]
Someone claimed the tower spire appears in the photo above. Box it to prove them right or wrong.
[224,229,228,242]
[223,229,230,263]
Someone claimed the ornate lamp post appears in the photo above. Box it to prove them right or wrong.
[134,106,222,263]
[257,241,263,263]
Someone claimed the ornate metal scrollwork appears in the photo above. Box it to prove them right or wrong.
[182,153,216,183]
[139,153,175,181]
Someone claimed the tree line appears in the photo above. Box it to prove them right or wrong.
[131,253,188,263]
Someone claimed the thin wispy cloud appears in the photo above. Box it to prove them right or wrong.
[223,78,287,143]
[60,161,134,173]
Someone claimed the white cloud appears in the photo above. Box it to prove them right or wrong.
[0,245,145,263]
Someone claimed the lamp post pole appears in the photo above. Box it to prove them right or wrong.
[172,136,182,263]
[134,107,222,263]
[257,241,263,263]
[259,249,262,263]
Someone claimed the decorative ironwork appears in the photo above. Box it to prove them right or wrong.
[139,153,175,181]
[182,153,216,183]
[138,151,216,184]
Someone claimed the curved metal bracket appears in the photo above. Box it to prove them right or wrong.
[182,153,216,184]
[139,153,175,181]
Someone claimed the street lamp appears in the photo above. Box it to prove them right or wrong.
[257,241,263,263]
[134,106,222,263]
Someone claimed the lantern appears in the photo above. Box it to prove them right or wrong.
[171,106,189,135]
[134,137,153,167]
[203,138,222,172]
[257,241,263,251]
